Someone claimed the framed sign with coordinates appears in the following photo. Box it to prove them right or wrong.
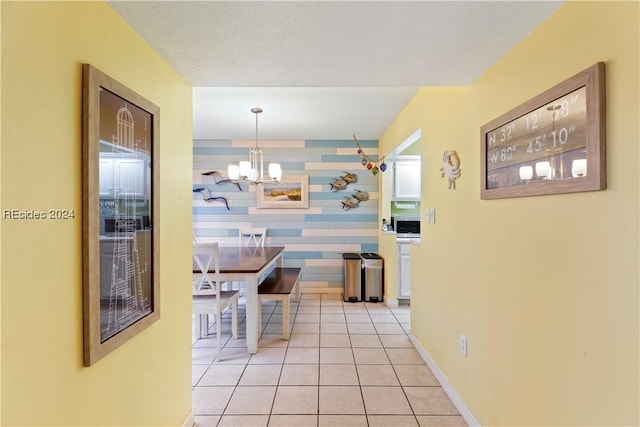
[480,62,605,200]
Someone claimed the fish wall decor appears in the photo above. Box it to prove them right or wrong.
[329,172,358,192]
[341,172,358,184]
[341,197,360,210]
[331,172,366,210]
[352,190,369,201]
[330,178,348,192]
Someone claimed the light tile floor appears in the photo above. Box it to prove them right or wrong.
[192,293,468,427]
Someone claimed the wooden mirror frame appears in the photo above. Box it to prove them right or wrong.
[82,64,160,366]
[480,62,605,199]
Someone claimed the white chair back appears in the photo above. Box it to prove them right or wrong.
[192,242,221,295]
[239,228,267,247]
[191,241,240,360]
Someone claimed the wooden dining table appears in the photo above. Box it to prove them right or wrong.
[214,245,285,353]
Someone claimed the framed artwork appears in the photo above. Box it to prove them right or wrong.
[480,62,605,199]
[257,175,309,209]
[82,64,160,366]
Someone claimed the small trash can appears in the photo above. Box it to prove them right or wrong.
[361,252,384,303]
[342,253,362,302]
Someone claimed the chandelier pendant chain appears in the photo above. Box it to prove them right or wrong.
[251,107,263,183]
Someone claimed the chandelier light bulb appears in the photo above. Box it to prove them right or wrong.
[239,161,251,178]
[228,164,240,181]
[269,163,282,181]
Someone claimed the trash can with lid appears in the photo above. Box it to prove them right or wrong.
[361,252,384,303]
[342,253,362,302]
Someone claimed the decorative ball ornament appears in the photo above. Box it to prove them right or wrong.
[352,134,386,176]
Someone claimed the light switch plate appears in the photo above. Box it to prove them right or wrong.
[425,208,435,224]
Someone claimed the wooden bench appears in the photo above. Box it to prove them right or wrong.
[258,267,301,340]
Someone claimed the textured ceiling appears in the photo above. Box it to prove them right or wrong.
[107,1,562,140]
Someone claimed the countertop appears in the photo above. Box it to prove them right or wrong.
[382,230,421,245]
[397,237,421,246]
[99,230,150,241]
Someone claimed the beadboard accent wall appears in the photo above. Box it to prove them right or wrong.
[193,139,380,293]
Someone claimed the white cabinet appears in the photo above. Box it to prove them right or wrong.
[116,158,146,197]
[99,156,147,198]
[99,158,115,197]
[393,160,421,200]
[398,241,411,299]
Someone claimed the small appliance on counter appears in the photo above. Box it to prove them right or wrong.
[391,216,420,237]
[103,215,150,234]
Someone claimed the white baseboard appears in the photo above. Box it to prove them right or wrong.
[385,298,399,307]
[408,332,481,427]
[182,409,195,427]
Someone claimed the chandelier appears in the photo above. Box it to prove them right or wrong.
[227,107,281,184]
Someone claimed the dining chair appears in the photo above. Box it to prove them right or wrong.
[239,228,267,247]
[192,241,239,360]
[227,228,268,293]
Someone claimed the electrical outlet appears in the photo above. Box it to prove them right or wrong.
[460,335,467,357]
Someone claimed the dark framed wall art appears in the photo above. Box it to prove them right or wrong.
[480,62,606,199]
[82,64,160,366]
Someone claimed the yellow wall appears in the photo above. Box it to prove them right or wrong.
[1,2,194,426]
[379,2,639,425]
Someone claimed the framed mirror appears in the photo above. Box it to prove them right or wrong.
[82,64,160,366]
[480,62,605,199]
